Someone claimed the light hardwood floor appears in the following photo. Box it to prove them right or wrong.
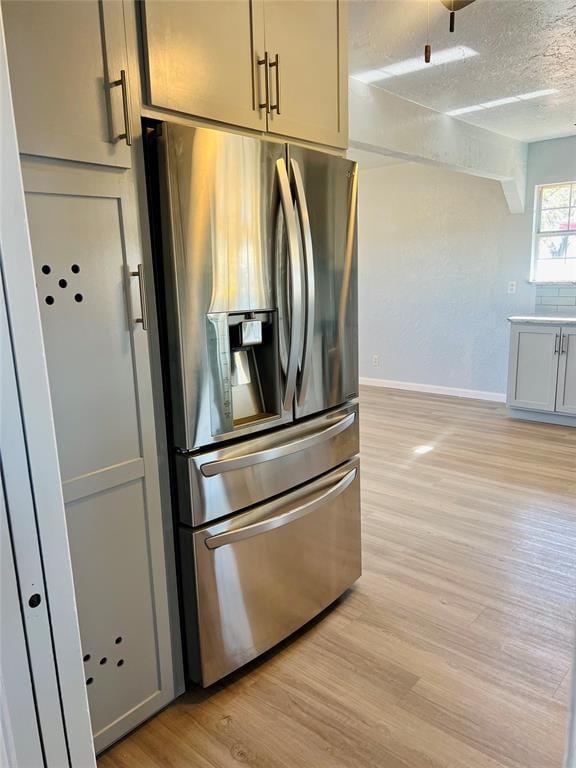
[99,387,576,768]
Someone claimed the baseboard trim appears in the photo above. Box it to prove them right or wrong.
[507,407,576,426]
[359,377,506,403]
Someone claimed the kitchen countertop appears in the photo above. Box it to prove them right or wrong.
[508,316,576,325]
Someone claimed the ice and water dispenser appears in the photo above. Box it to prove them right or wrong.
[206,310,281,437]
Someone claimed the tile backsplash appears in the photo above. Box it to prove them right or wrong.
[535,284,576,315]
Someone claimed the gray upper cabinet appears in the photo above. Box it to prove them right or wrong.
[507,323,560,412]
[142,0,266,131]
[263,0,347,148]
[3,0,132,168]
[140,0,347,148]
[556,326,576,415]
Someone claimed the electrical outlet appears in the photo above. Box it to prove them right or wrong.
[372,354,380,367]
[507,281,517,295]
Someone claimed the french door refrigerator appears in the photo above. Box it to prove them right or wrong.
[146,121,360,686]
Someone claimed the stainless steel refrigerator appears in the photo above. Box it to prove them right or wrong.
[147,121,361,686]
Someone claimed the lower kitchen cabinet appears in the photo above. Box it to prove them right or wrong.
[556,326,576,415]
[507,323,560,411]
[507,319,576,421]
[21,159,176,752]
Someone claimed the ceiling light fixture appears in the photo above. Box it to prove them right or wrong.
[446,88,558,116]
[352,46,478,85]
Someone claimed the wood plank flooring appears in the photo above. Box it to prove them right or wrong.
[99,387,576,768]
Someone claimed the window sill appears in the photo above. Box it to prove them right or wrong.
[526,280,576,286]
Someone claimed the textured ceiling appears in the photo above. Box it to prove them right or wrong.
[349,0,576,143]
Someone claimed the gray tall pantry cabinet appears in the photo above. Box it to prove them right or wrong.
[2,0,178,754]
[3,0,350,753]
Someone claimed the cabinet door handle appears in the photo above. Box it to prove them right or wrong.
[561,333,568,354]
[129,264,148,330]
[257,53,270,113]
[554,333,561,354]
[111,70,132,147]
[269,54,281,114]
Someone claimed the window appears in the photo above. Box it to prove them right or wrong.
[532,182,576,282]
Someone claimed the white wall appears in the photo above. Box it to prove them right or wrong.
[358,135,576,397]
[358,163,533,396]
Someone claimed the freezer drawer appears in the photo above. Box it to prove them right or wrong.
[179,458,361,686]
[175,401,359,526]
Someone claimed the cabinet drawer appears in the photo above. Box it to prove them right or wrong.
[180,458,361,685]
[175,403,359,526]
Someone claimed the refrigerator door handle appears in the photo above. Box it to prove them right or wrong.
[200,410,356,476]
[275,204,289,375]
[276,157,303,410]
[290,159,315,407]
[204,467,357,549]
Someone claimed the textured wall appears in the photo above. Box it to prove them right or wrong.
[358,163,533,395]
[358,136,576,395]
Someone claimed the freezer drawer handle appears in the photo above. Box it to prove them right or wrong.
[200,411,356,477]
[204,467,357,549]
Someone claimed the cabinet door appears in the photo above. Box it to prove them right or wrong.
[263,0,347,148]
[556,327,576,415]
[3,0,132,168]
[507,324,560,411]
[22,160,174,752]
[142,0,266,131]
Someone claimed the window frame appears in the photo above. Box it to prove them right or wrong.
[531,181,576,283]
